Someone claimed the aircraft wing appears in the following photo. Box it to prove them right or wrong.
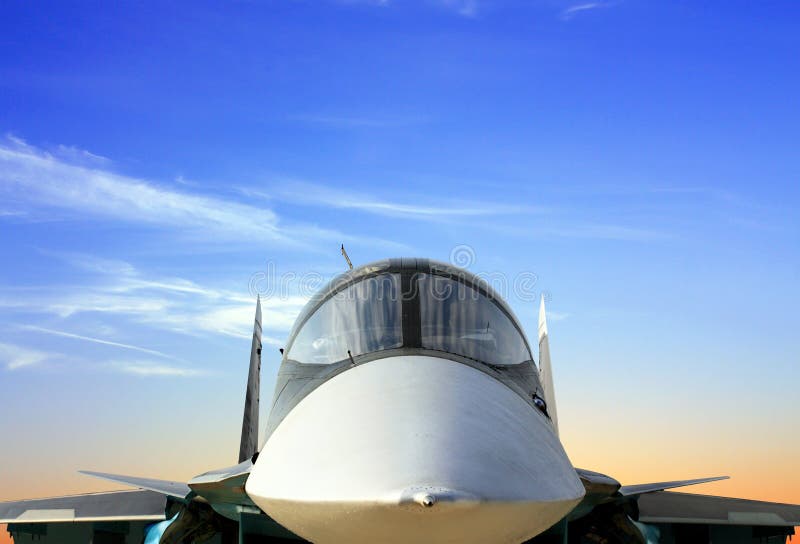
[79,470,192,499]
[638,491,800,527]
[0,489,167,524]
[619,476,729,496]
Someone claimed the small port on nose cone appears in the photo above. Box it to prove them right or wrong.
[415,493,436,508]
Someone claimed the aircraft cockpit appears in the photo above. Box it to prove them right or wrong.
[264,258,547,448]
[284,258,534,368]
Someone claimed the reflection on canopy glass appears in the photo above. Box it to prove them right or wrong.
[287,274,402,364]
[286,270,532,366]
[419,274,531,366]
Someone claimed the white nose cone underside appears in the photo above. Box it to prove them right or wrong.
[246,356,584,544]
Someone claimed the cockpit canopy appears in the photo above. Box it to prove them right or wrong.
[285,259,534,367]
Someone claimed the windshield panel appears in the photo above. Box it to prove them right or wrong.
[419,274,531,365]
[287,273,402,364]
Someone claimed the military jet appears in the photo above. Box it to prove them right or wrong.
[2,258,798,543]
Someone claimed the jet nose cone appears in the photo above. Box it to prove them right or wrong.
[246,356,584,544]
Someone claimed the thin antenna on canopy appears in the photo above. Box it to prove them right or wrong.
[341,244,353,270]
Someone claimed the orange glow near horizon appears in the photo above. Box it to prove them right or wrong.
[0,407,797,540]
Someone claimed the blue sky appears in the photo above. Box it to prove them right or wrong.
[1,1,798,501]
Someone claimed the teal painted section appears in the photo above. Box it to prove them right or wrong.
[143,513,178,544]
[634,521,662,543]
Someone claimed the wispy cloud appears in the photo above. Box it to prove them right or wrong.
[0,137,281,239]
[40,250,139,277]
[19,325,178,360]
[0,343,51,370]
[0,210,26,217]
[332,0,390,7]
[0,342,200,377]
[333,0,476,17]
[560,2,606,20]
[111,360,204,377]
[242,181,667,240]
[439,0,479,17]
[0,137,402,251]
[42,251,233,300]
[0,255,309,343]
[54,144,111,166]
[244,181,545,222]
[139,298,305,342]
[0,281,171,319]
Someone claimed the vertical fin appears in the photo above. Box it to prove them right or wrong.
[239,296,262,463]
[538,296,559,436]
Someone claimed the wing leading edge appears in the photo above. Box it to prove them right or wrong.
[619,476,729,497]
[78,470,191,499]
